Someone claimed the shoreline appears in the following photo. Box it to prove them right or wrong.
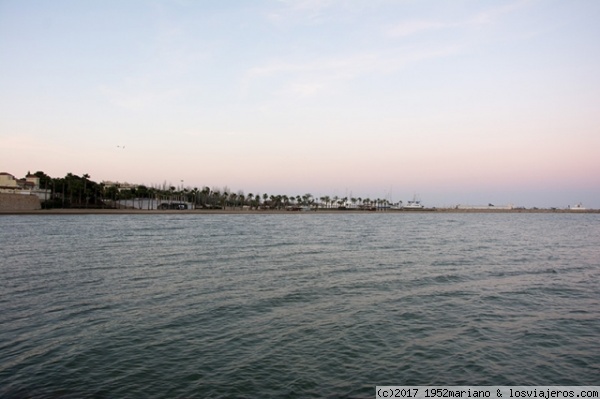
[1,208,599,215]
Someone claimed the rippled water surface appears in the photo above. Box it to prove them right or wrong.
[1,213,599,398]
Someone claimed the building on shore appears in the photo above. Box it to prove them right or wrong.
[0,172,50,200]
[101,180,139,192]
[109,198,193,210]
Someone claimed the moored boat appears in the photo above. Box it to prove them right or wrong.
[403,195,425,210]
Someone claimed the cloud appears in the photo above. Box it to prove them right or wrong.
[280,0,335,17]
[243,45,462,98]
[242,53,377,98]
[387,0,532,38]
[284,0,336,13]
[99,84,183,111]
[96,7,209,112]
[286,82,324,97]
[258,1,533,101]
[266,0,342,26]
[470,0,532,26]
[247,52,379,80]
[387,20,453,38]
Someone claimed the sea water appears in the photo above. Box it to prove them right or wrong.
[1,213,599,398]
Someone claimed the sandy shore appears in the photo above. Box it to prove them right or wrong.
[1,208,598,215]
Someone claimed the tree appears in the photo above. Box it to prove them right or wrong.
[136,185,149,209]
[190,187,199,209]
[238,192,245,210]
[302,193,312,206]
[229,192,238,209]
[169,186,176,204]
[82,173,90,208]
[33,171,52,190]
[147,187,156,210]
[32,171,53,206]
[105,185,119,207]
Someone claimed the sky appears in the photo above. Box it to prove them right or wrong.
[1,0,599,208]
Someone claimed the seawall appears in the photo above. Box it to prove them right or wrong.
[0,193,42,211]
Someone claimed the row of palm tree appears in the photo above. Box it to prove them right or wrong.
[31,171,396,210]
[35,171,101,209]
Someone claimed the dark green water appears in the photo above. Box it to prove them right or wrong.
[1,213,599,398]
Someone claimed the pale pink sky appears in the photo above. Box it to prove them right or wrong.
[1,1,599,208]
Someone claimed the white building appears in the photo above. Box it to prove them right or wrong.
[0,172,51,200]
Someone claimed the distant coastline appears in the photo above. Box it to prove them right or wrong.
[2,172,595,214]
[2,208,598,215]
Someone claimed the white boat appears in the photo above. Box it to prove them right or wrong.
[389,201,403,210]
[403,195,424,209]
[569,203,586,211]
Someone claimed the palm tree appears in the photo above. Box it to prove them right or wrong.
[229,192,238,209]
[200,186,210,208]
[211,190,220,208]
[255,193,261,208]
[302,193,312,206]
[220,192,228,209]
[136,185,149,209]
[190,187,199,209]
[364,198,371,209]
[169,186,176,205]
[82,173,90,208]
[148,187,156,209]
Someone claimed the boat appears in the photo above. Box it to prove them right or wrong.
[403,195,425,210]
[389,201,403,210]
[569,203,586,211]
